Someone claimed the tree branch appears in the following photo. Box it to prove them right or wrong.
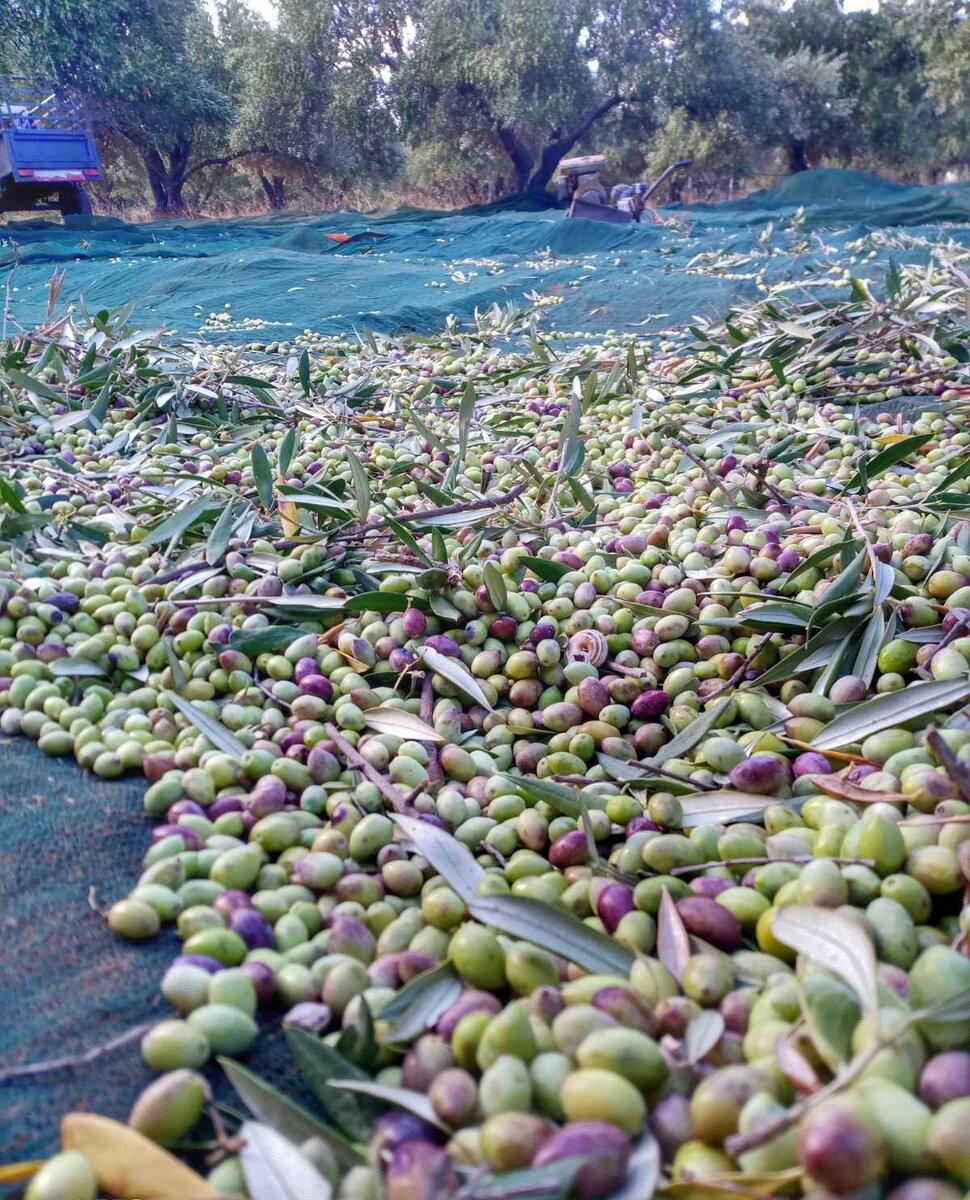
[527,94,627,192]
[182,149,260,186]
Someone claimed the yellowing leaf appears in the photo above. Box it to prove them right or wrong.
[279,498,301,537]
[61,1113,229,1200]
[0,1161,42,1184]
[873,433,918,446]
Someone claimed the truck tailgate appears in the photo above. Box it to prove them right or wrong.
[4,128,101,182]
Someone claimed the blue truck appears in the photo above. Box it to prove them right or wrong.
[0,76,101,217]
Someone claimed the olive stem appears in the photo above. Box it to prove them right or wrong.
[669,854,876,876]
[420,671,443,788]
[324,722,413,814]
[925,726,970,802]
[705,633,773,701]
[337,477,530,539]
[0,1022,153,1082]
[725,1034,893,1157]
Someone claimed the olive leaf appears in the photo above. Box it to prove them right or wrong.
[284,1028,382,1141]
[461,1158,586,1200]
[469,892,634,977]
[500,773,584,818]
[328,1080,449,1132]
[483,560,508,610]
[251,444,274,510]
[608,1131,660,1200]
[380,962,462,1043]
[773,905,877,1015]
[519,555,573,583]
[801,974,860,1071]
[219,1058,364,1168]
[278,427,298,476]
[205,500,240,565]
[164,691,247,759]
[657,886,690,983]
[345,447,371,522]
[336,999,378,1070]
[298,348,311,396]
[227,626,308,655]
[679,790,790,827]
[49,657,106,677]
[141,495,222,549]
[843,433,932,492]
[343,591,410,614]
[239,1120,334,1200]
[684,1010,726,1064]
[391,812,485,903]
[811,678,970,750]
[419,645,494,710]
[653,697,733,766]
[363,706,443,743]
[851,608,886,686]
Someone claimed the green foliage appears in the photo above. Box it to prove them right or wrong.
[7,0,970,211]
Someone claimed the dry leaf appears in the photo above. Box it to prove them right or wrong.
[775,1034,822,1095]
[61,1113,229,1200]
[814,774,909,805]
[0,1161,42,1184]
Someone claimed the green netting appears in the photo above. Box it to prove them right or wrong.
[2,169,970,345]
[4,166,970,1168]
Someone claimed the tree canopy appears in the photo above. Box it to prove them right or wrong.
[3,0,970,213]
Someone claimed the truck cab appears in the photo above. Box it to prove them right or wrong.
[0,76,101,217]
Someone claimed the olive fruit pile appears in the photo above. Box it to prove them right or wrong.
[4,276,970,1200]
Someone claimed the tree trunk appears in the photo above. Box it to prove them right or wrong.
[496,125,533,193]
[789,139,808,173]
[526,95,625,193]
[258,170,287,210]
[143,147,170,212]
[166,139,191,214]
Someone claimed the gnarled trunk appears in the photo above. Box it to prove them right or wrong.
[258,170,287,210]
[789,139,808,173]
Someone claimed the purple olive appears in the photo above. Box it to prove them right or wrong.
[919,1051,970,1109]
[436,989,502,1039]
[631,689,671,719]
[384,1140,458,1200]
[424,634,460,657]
[241,960,276,1004]
[596,883,636,934]
[533,1122,632,1199]
[792,751,831,777]
[213,890,253,919]
[402,607,428,639]
[728,754,792,796]
[676,896,743,950]
[690,876,732,898]
[230,909,276,950]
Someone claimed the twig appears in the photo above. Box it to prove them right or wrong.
[420,672,443,788]
[337,478,530,539]
[324,722,412,814]
[725,1035,891,1156]
[706,633,773,701]
[670,854,876,877]
[925,726,970,803]
[0,1022,153,1082]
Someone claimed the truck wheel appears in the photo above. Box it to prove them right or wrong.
[59,186,92,216]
